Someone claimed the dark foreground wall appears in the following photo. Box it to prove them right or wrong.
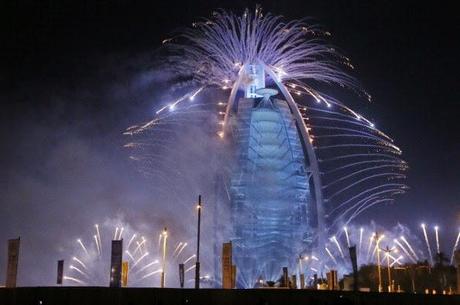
[0,287,459,305]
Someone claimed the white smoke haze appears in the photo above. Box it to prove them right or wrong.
[0,49,231,286]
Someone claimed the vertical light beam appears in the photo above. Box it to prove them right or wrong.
[344,227,351,248]
[450,230,460,265]
[95,224,102,255]
[331,236,345,259]
[421,224,434,265]
[434,225,440,254]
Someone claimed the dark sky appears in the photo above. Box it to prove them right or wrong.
[1,0,459,285]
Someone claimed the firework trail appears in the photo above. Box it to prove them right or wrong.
[325,247,338,264]
[421,224,434,265]
[134,260,159,276]
[366,233,375,262]
[93,235,100,256]
[172,242,183,257]
[434,225,440,254]
[127,234,137,249]
[95,224,102,255]
[400,236,419,261]
[141,268,163,280]
[450,230,460,265]
[389,255,404,267]
[72,257,87,270]
[134,238,146,255]
[125,250,135,262]
[63,276,86,285]
[185,264,196,273]
[358,227,364,256]
[331,236,345,259]
[371,234,384,261]
[133,252,150,268]
[175,242,188,258]
[183,254,196,265]
[77,239,89,256]
[394,238,416,263]
[344,227,351,248]
[118,227,125,240]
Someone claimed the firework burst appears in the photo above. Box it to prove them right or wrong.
[126,6,406,233]
[64,222,193,287]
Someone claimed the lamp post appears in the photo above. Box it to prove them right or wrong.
[381,246,396,292]
[195,195,202,289]
[161,227,168,288]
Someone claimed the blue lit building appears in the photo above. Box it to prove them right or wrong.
[223,64,318,287]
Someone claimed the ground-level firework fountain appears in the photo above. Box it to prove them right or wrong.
[319,223,460,275]
[59,220,460,291]
[63,222,195,287]
[124,7,408,288]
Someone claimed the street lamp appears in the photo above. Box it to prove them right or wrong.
[195,195,202,289]
[161,227,168,288]
[381,245,396,292]
[298,255,309,289]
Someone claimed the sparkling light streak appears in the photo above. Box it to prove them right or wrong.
[63,276,86,285]
[344,227,351,248]
[93,235,100,256]
[450,230,460,265]
[434,225,440,254]
[325,247,338,264]
[95,224,102,255]
[132,251,149,268]
[125,250,135,262]
[421,224,434,265]
[175,242,188,258]
[77,239,88,256]
[134,260,159,275]
[185,264,196,273]
[141,268,163,280]
[72,257,87,270]
[183,254,196,265]
[127,234,137,249]
[70,265,88,277]
[394,238,416,264]
[400,236,419,261]
[331,236,345,259]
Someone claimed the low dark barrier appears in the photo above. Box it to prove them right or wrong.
[0,287,459,305]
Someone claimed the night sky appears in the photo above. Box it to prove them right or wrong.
[1,1,459,285]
